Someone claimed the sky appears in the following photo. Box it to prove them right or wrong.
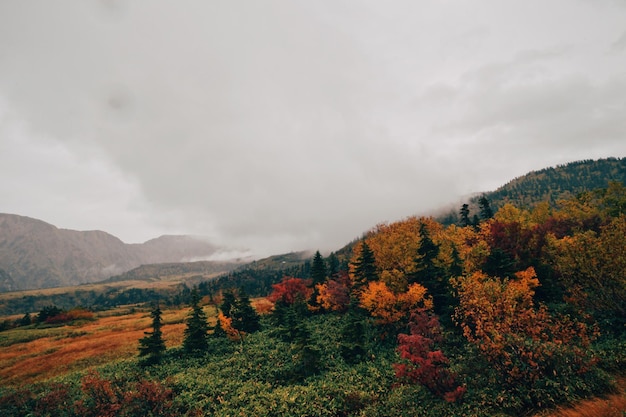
[1,0,625,258]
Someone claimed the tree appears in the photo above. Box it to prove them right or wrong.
[359,281,433,327]
[309,251,327,308]
[232,288,261,333]
[459,204,471,227]
[327,252,340,277]
[182,289,209,354]
[410,221,449,316]
[351,241,378,292]
[220,291,237,318]
[394,310,465,402]
[478,195,494,220]
[138,302,166,366]
[310,250,327,285]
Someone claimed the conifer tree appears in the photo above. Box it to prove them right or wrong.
[411,222,449,316]
[232,287,261,333]
[459,204,471,227]
[220,291,237,318]
[352,241,378,291]
[138,302,166,366]
[478,195,494,220]
[309,250,327,308]
[327,252,340,278]
[182,289,209,354]
[310,251,327,285]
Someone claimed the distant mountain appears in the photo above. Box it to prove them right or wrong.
[0,213,221,291]
[438,157,626,224]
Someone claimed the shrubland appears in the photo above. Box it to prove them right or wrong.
[1,183,625,416]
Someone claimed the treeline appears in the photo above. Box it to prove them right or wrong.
[441,157,625,224]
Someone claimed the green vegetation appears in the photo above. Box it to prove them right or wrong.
[1,159,625,416]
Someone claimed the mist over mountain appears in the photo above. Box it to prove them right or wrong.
[0,214,220,291]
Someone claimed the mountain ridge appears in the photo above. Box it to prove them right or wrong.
[0,213,221,292]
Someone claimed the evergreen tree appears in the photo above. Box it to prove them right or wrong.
[327,252,340,278]
[138,302,166,366]
[310,251,327,285]
[232,287,261,333]
[459,204,471,227]
[309,250,327,308]
[478,195,494,220]
[340,298,368,364]
[19,313,32,327]
[182,289,209,354]
[352,241,378,291]
[220,291,237,318]
[411,222,449,316]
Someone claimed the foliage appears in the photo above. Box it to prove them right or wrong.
[359,281,433,328]
[315,271,352,312]
[267,276,313,306]
[394,310,465,402]
[546,215,626,327]
[453,267,602,408]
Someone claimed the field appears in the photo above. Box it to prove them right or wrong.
[0,305,214,387]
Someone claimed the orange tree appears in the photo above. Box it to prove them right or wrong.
[453,267,600,406]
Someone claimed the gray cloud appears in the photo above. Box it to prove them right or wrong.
[1,0,625,256]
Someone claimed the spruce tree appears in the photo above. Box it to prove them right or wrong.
[327,252,340,278]
[352,241,377,291]
[182,289,209,354]
[309,250,327,308]
[411,221,449,316]
[478,195,494,220]
[233,288,261,333]
[220,291,237,318]
[138,302,166,366]
[459,204,471,227]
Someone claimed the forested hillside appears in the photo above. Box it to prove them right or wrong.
[440,157,625,224]
[1,182,624,416]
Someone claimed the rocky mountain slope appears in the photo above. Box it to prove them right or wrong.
[0,213,220,291]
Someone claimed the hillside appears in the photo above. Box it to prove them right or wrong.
[438,157,625,224]
[0,214,220,291]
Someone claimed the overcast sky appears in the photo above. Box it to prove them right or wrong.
[1,0,625,257]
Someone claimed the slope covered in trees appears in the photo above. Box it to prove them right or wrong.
[439,157,625,225]
[2,183,625,416]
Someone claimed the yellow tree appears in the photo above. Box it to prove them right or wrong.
[359,281,432,326]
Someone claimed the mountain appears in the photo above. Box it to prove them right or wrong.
[0,214,221,292]
[438,157,626,224]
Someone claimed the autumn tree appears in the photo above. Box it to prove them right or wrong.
[453,267,599,399]
[360,281,433,329]
[182,289,209,354]
[316,271,351,312]
[138,302,166,366]
[547,215,626,326]
[394,310,465,402]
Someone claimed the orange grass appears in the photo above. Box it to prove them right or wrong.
[0,307,208,387]
[538,378,626,417]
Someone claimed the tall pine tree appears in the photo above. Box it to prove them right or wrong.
[138,302,166,366]
[352,241,378,292]
[182,289,209,354]
[232,287,261,333]
[309,250,327,308]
